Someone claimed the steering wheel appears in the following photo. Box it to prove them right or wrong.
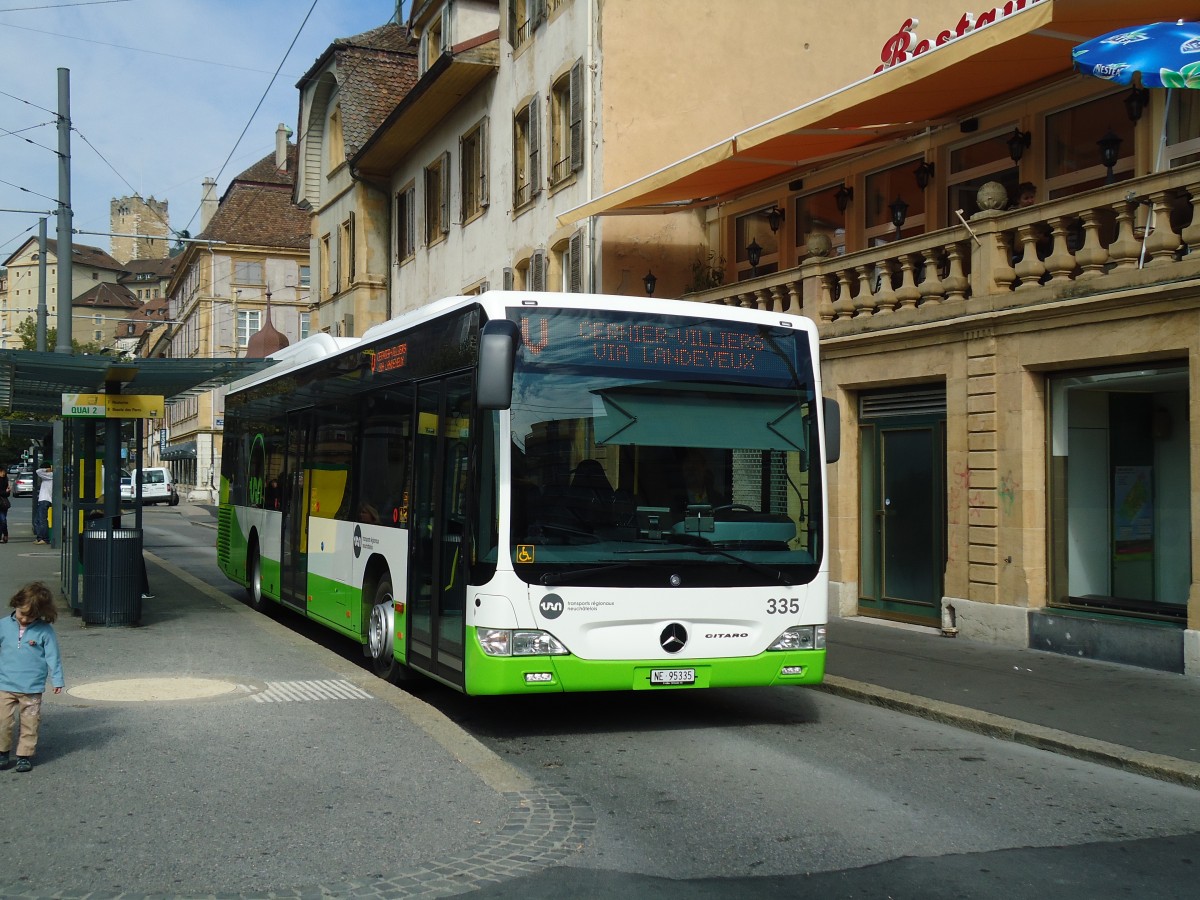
[712,503,755,514]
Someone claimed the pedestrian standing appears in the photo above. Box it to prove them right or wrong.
[0,470,10,543]
[0,582,65,773]
[33,463,53,544]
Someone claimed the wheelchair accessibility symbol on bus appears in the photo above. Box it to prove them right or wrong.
[515,544,535,564]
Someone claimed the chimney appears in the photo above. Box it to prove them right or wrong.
[275,123,292,172]
[200,178,218,231]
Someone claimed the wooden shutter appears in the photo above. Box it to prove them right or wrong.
[569,59,584,173]
[531,250,546,292]
[478,117,489,209]
[568,231,583,293]
[439,151,451,235]
[528,96,541,197]
[347,211,356,283]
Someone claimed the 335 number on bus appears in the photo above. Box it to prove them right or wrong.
[766,598,801,615]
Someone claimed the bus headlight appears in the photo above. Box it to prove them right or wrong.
[768,625,826,651]
[477,628,570,657]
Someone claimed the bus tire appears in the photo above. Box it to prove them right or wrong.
[368,574,402,682]
[247,544,268,612]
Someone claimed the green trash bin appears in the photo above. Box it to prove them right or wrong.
[81,524,142,626]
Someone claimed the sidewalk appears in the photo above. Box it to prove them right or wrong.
[822,616,1200,789]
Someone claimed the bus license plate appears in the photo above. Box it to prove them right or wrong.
[651,668,695,685]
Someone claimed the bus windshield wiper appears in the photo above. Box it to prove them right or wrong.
[538,560,653,585]
[618,535,793,586]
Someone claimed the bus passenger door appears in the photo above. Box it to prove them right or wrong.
[407,375,471,687]
[280,409,312,612]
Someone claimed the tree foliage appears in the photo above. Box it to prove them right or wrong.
[13,316,104,355]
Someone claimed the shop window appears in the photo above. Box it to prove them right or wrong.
[1048,365,1190,621]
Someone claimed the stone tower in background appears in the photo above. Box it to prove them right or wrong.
[110,194,170,263]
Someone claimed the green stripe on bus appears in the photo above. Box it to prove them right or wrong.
[461,627,825,695]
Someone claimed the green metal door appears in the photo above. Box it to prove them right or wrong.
[859,390,946,624]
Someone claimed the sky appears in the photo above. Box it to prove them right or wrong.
[0,0,405,262]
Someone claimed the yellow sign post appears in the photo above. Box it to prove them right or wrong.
[60,394,164,418]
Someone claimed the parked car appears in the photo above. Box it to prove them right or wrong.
[121,467,179,506]
[12,470,34,497]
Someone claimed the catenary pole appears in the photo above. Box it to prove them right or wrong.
[55,67,72,354]
[36,217,47,351]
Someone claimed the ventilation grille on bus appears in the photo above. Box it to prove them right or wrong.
[859,388,946,419]
[216,505,232,567]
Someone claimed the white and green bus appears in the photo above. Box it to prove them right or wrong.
[218,291,839,695]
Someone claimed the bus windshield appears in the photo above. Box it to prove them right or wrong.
[507,307,823,588]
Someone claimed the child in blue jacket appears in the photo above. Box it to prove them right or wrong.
[0,582,65,772]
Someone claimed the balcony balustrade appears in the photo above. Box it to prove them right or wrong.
[685,163,1200,333]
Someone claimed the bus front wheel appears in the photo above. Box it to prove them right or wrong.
[368,575,402,682]
[247,546,268,612]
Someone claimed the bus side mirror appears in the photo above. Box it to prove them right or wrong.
[477,319,522,410]
[823,397,841,464]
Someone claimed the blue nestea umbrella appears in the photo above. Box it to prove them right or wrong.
[1072,20,1200,89]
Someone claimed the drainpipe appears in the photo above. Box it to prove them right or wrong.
[586,0,598,292]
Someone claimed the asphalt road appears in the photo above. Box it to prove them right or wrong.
[141,504,1200,899]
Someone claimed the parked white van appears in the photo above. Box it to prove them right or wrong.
[121,467,179,506]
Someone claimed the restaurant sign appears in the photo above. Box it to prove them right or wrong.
[875,0,1046,72]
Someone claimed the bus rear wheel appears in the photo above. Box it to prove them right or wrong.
[368,575,402,682]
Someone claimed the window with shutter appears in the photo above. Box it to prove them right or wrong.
[461,119,489,222]
[396,184,416,261]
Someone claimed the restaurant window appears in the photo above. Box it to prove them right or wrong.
[794,187,846,260]
[865,160,926,245]
[1165,91,1200,169]
[735,206,780,281]
[1044,93,1134,199]
[946,131,1020,219]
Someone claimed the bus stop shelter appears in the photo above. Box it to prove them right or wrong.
[0,350,268,620]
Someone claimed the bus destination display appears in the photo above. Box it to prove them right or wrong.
[516,310,802,383]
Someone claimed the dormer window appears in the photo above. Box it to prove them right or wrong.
[420,5,449,74]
